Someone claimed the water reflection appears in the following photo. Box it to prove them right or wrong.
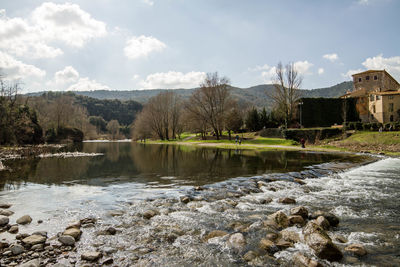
[0,142,367,190]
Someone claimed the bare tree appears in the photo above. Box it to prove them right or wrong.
[185,72,231,140]
[270,62,302,129]
[134,91,182,140]
[107,120,120,140]
[225,103,243,140]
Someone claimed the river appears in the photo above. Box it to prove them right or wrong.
[0,142,398,266]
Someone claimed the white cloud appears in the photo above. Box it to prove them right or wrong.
[248,64,271,72]
[54,66,79,84]
[294,60,313,75]
[0,3,106,59]
[342,69,363,79]
[261,67,277,84]
[139,71,206,89]
[318,68,324,75]
[132,74,140,80]
[357,0,369,5]
[124,35,166,59]
[67,77,110,91]
[323,53,339,62]
[0,51,46,80]
[142,0,154,6]
[362,54,400,79]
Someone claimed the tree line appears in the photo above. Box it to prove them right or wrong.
[132,64,303,141]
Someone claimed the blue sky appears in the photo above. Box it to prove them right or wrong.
[1,0,399,92]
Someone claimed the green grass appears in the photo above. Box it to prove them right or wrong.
[341,131,400,145]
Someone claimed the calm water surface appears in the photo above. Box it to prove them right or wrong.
[0,142,398,266]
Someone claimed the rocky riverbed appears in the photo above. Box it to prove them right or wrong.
[1,159,384,267]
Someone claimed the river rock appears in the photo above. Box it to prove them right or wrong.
[204,230,228,242]
[334,234,348,243]
[259,238,275,252]
[80,217,96,225]
[0,215,9,226]
[10,244,25,255]
[180,196,191,203]
[66,221,81,229]
[294,178,306,185]
[143,209,159,219]
[227,233,246,250]
[0,241,9,249]
[290,206,309,219]
[0,203,11,209]
[310,211,339,227]
[265,232,279,241]
[278,197,296,204]
[81,251,102,261]
[31,244,44,251]
[101,258,114,265]
[16,233,29,240]
[22,235,47,246]
[243,250,258,261]
[315,216,330,230]
[266,210,289,229]
[303,221,343,261]
[32,231,47,237]
[292,252,323,267]
[8,225,18,234]
[106,227,117,235]
[259,197,273,204]
[275,239,294,249]
[289,215,305,226]
[0,209,14,216]
[280,229,300,243]
[345,244,367,256]
[16,215,32,225]
[19,259,40,267]
[63,227,82,240]
[58,235,75,246]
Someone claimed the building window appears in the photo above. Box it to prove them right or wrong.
[373,105,376,113]
[390,115,394,122]
[359,78,362,82]
[370,95,374,101]
[376,95,381,100]
[389,103,394,112]
[389,95,394,100]
[366,76,370,80]
[374,75,378,80]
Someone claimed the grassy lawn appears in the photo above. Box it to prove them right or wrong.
[341,131,400,145]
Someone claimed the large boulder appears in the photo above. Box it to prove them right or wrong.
[266,210,289,229]
[303,221,343,261]
[310,210,339,227]
[290,206,309,219]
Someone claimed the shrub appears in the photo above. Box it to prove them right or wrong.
[283,128,342,144]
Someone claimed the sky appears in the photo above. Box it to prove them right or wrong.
[0,0,400,93]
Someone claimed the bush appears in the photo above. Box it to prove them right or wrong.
[46,127,83,143]
[259,128,283,138]
[283,128,342,144]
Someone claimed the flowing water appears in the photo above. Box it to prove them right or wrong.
[0,142,399,266]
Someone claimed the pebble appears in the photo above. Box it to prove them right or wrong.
[278,197,296,204]
[0,203,12,209]
[0,209,14,216]
[81,251,102,261]
[10,244,25,255]
[63,227,82,240]
[227,233,246,250]
[8,225,18,234]
[345,244,368,256]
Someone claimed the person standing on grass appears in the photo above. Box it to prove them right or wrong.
[300,138,305,148]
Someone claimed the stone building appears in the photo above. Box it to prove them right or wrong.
[342,70,400,123]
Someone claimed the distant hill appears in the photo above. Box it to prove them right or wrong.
[26,81,354,110]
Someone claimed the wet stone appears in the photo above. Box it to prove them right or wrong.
[291,206,309,219]
[143,209,159,219]
[0,215,9,226]
[334,234,348,244]
[19,259,40,267]
[345,244,367,256]
[31,244,44,251]
[22,235,47,246]
[315,216,330,230]
[267,210,289,229]
[289,215,305,226]
[204,230,228,242]
[8,225,18,234]
[0,203,12,209]
[16,233,29,240]
[292,252,324,267]
[243,250,258,261]
[310,211,339,227]
[58,235,75,246]
[259,238,275,253]
[63,227,81,240]
[0,209,14,216]
[278,197,296,204]
[16,215,32,225]
[259,197,273,204]
[32,231,47,237]
[280,230,300,243]
[66,221,81,229]
[227,233,246,250]
[10,244,25,255]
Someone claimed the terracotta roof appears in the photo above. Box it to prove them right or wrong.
[351,70,383,76]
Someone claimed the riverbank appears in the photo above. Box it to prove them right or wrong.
[143,131,400,157]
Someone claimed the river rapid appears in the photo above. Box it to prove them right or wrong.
[0,142,399,266]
